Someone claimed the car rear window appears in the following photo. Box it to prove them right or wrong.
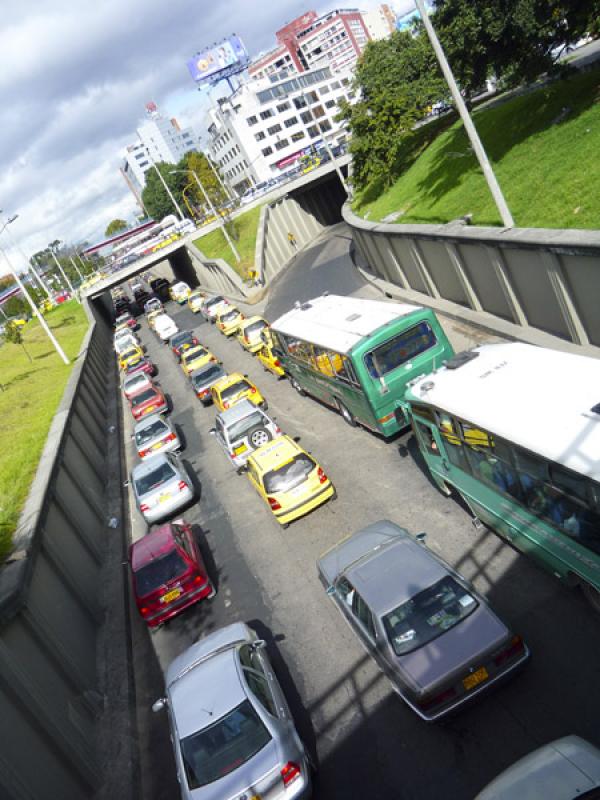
[134,549,187,595]
[183,347,207,363]
[192,365,223,386]
[172,332,192,346]
[244,321,267,337]
[227,411,265,442]
[180,699,271,790]
[382,576,478,656]
[206,296,225,308]
[221,310,239,322]
[264,453,315,494]
[134,462,176,495]
[135,419,168,445]
[131,388,158,407]
[125,376,148,391]
[220,381,251,402]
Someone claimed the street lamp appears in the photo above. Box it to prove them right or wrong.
[298,90,352,198]
[206,155,235,202]
[0,212,52,298]
[170,169,241,264]
[137,133,185,221]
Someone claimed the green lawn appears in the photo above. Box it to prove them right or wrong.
[354,66,600,229]
[0,301,89,561]
[192,204,264,279]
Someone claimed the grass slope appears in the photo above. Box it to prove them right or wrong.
[0,301,88,560]
[354,67,600,229]
[192,204,264,279]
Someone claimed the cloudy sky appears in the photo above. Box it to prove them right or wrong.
[0,0,414,276]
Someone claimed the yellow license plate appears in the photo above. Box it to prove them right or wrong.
[161,588,181,604]
[159,493,172,503]
[234,443,247,455]
[146,405,156,413]
[463,667,489,691]
[152,442,163,451]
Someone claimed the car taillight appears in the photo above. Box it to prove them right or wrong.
[178,480,188,492]
[249,387,256,394]
[494,635,525,667]
[244,335,249,342]
[274,359,281,367]
[281,762,301,787]
[275,426,281,434]
[139,448,150,458]
[165,432,177,443]
[210,356,217,362]
[223,402,229,409]
[140,503,150,513]
[268,497,281,510]
[317,467,328,484]
[418,687,457,711]
[192,574,205,586]
[140,606,150,616]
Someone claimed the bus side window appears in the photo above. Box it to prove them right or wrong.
[436,413,469,471]
[414,421,440,456]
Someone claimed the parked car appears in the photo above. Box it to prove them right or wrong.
[122,371,153,399]
[144,297,163,315]
[169,281,191,304]
[131,452,194,524]
[115,311,137,330]
[129,520,214,627]
[123,356,155,379]
[190,362,227,405]
[241,434,335,527]
[201,294,229,322]
[210,399,281,469]
[474,735,600,800]
[236,316,269,353]
[154,314,179,342]
[170,331,200,359]
[216,306,245,337]
[147,309,164,330]
[119,344,144,371]
[133,413,180,460]
[187,289,206,313]
[150,277,171,302]
[211,372,267,412]
[152,622,312,799]
[114,331,140,354]
[256,329,285,377]
[180,344,218,377]
[317,520,530,721]
[128,383,168,421]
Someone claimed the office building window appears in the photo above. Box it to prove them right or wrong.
[291,131,305,142]
[255,132,266,141]
[247,115,258,126]
[274,138,289,151]
[284,116,298,128]
[308,125,320,138]
[300,111,313,124]
[260,109,274,120]
[267,124,282,135]
[276,102,291,112]
[293,96,307,110]
[325,99,336,109]
[262,146,273,156]
[313,105,325,118]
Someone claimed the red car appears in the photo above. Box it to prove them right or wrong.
[129,521,215,627]
[170,331,200,358]
[123,356,155,379]
[116,311,137,330]
[128,383,168,421]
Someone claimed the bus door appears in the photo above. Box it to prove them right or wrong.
[410,411,452,495]
[313,348,373,425]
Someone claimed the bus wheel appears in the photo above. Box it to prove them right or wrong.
[290,377,306,396]
[582,582,600,614]
[337,400,356,427]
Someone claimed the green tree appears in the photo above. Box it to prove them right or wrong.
[141,162,184,220]
[338,28,446,189]
[105,219,128,236]
[3,320,32,362]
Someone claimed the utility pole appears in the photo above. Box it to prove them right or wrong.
[69,256,84,282]
[48,246,75,295]
[206,155,234,202]
[137,133,185,220]
[414,0,514,227]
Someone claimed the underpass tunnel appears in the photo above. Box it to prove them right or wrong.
[287,167,348,226]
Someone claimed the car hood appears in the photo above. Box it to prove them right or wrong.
[188,740,282,800]
[394,604,508,693]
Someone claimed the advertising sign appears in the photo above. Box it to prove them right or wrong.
[187,35,248,84]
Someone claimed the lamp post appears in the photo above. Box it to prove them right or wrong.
[48,244,75,295]
[0,212,52,298]
[69,256,84,283]
[414,0,514,227]
[170,169,241,264]
[137,134,185,220]
[206,155,234,202]
[298,90,351,198]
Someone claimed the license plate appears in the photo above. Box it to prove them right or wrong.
[463,667,489,691]
[161,588,181,604]
[234,443,247,455]
[146,405,156,413]
[152,442,163,451]
[159,493,172,503]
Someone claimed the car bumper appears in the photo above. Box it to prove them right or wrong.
[142,581,213,627]
[140,487,194,523]
[274,482,335,525]
[132,401,168,420]
[139,439,180,460]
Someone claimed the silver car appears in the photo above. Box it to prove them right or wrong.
[210,399,281,469]
[131,452,194,523]
[133,413,181,460]
[317,520,530,721]
[152,622,312,800]
[190,362,227,406]
[201,294,229,322]
[122,371,153,399]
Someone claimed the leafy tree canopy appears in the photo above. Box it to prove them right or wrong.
[105,218,128,236]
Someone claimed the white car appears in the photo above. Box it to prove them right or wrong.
[154,314,179,342]
[133,414,181,461]
[122,371,153,399]
[114,331,140,354]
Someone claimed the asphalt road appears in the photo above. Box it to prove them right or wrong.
[122,227,600,800]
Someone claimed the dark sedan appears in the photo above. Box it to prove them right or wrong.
[190,362,227,405]
[317,520,529,721]
[169,330,200,359]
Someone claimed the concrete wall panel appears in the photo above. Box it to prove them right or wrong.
[458,242,514,320]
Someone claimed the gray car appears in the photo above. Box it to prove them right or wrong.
[475,736,600,799]
[210,399,281,469]
[152,622,311,800]
[133,413,181,461]
[131,452,194,524]
[317,520,530,721]
[122,371,153,398]
[189,362,227,405]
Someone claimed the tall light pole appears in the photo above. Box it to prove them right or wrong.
[170,169,241,264]
[298,90,351,198]
[137,133,185,220]
[206,155,234,202]
[0,212,52,298]
[69,256,84,283]
[414,0,514,228]
[48,244,75,295]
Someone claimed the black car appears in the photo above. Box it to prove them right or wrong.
[150,278,171,302]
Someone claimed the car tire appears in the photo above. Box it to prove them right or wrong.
[248,426,272,449]
[290,376,306,396]
[582,581,600,614]
[336,400,356,427]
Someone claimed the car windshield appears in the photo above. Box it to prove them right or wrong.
[136,419,168,445]
[180,700,271,790]
[264,453,315,493]
[192,365,223,387]
[134,549,187,595]
[245,321,266,337]
[220,381,251,402]
[184,347,207,363]
[227,411,265,443]
[221,310,239,322]
[126,376,148,391]
[382,576,479,656]
[122,348,139,359]
[206,296,225,308]
[172,332,192,347]
[125,360,147,374]
[134,462,176,495]
[131,388,157,407]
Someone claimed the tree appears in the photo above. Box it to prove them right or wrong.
[433,0,600,93]
[3,320,32,362]
[338,28,446,189]
[141,162,184,220]
[105,219,128,236]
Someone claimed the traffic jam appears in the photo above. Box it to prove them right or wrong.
[112,276,600,800]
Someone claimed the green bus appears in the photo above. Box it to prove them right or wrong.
[269,293,454,437]
[405,342,600,612]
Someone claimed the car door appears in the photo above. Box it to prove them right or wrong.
[213,417,229,459]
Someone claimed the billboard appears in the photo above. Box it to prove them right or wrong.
[187,35,248,84]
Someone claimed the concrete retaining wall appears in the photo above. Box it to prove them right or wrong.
[343,205,600,357]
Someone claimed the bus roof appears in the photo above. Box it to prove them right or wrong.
[409,342,600,482]
[270,294,422,355]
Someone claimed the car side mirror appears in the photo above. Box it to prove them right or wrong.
[293,435,301,443]
[152,698,167,713]
[415,532,427,544]
[326,585,336,596]
[123,480,130,487]
[237,464,248,475]
[251,639,266,651]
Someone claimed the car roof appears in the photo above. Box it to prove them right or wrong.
[240,316,266,329]
[249,435,301,472]
[133,412,167,433]
[191,363,224,381]
[218,399,262,426]
[182,344,206,357]
[131,452,172,478]
[130,525,176,570]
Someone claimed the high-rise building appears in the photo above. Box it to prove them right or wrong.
[362,4,396,40]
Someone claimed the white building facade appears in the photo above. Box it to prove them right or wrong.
[206,66,354,194]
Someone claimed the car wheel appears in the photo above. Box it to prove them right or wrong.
[336,400,356,427]
[290,376,306,396]
[582,581,600,614]
[248,426,272,448]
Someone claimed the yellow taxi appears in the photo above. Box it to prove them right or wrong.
[256,329,285,378]
[216,306,245,337]
[119,344,144,370]
[235,316,269,353]
[169,281,191,303]
[211,372,266,412]
[180,344,218,377]
[146,309,163,330]
[187,290,206,313]
[243,435,335,528]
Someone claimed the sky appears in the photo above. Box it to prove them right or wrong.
[0,0,415,276]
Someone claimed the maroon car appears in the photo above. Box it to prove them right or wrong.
[170,330,200,358]
[129,521,215,627]
[128,384,168,421]
[123,356,155,379]
[116,311,137,330]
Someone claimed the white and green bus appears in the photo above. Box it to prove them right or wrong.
[405,342,600,612]
[270,294,454,437]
